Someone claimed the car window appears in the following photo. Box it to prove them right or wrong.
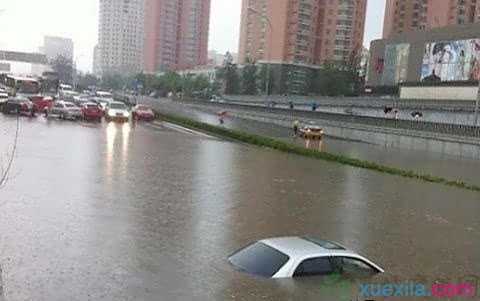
[65,103,75,108]
[110,103,127,110]
[55,103,63,108]
[331,257,377,277]
[293,257,334,277]
[228,242,290,277]
[87,104,98,109]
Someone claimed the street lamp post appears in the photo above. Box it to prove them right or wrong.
[247,7,273,99]
[475,79,480,126]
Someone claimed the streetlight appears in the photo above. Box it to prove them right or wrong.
[475,79,480,126]
[247,7,273,99]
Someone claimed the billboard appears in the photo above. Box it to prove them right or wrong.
[382,43,410,86]
[421,39,480,82]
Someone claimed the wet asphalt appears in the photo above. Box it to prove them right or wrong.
[0,113,479,301]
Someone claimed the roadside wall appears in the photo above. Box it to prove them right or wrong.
[400,86,479,100]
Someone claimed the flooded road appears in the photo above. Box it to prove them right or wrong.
[0,114,479,300]
[144,98,480,187]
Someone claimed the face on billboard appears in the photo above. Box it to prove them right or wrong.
[421,39,480,82]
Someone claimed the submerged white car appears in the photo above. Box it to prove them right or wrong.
[105,101,130,122]
[228,236,384,278]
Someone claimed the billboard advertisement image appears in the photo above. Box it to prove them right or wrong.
[421,39,480,82]
[382,43,410,86]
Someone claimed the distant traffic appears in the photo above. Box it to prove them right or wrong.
[0,73,153,123]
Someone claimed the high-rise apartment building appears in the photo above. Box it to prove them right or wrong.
[238,0,367,66]
[42,36,74,62]
[98,0,145,74]
[144,0,211,72]
[383,0,480,39]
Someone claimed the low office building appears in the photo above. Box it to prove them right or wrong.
[0,50,50,77]
[367,22,480,90]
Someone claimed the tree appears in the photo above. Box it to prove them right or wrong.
[241,60,258,95]
[101,73,126,90]
[161,71,182,93]
[50,55,74,84]
[193,75,210,93]
[217,63,240,95]
[258,64,274,95]
[75,73,99,92]
[313,62,357,96]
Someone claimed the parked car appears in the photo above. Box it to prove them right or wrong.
[1,96,36,116]
[0,92,8,107]
[94,98,111,112]
[73,95,90,107]
[229,236,384,278]
[105,101,130,122]
[81,102,103,122]
[132,104,154,121]
[45,101,83,120]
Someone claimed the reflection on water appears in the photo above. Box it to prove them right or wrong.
[105,122,132,183]
[121,122,131,156]
[1,114,479,301]
[305,139,324,151]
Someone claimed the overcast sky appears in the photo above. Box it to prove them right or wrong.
[0,0,385,72]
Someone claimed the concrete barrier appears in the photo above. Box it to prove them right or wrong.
[194,100,480,138]
[400,86,479,101]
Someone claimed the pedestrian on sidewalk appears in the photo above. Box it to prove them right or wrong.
[293,120,300,137]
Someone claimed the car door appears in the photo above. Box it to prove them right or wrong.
[52,103,64,115]
[330,256,379,278]
[293,257,335,277]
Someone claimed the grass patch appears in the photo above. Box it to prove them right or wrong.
[156,112,480,192]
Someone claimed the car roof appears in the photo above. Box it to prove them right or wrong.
[260,236,352,258]
[57,101,74,105]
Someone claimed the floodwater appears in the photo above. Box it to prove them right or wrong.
[0,114,479,300]
[144,98,480,186]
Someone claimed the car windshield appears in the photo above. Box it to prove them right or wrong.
[110,103,126,110]
[137,106,149,111]
[65,103,75,108]
[12,98,29,103]
[86,104,98,109]
[229,242,290,277]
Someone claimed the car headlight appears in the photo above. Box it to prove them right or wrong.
[123,112,129,117]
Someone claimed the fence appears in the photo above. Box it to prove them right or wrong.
[200,101,480,138]
[223,95,476,112]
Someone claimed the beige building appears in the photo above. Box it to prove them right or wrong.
[238,0,367,66]
[98,0,145,75]
[383,0,480,39]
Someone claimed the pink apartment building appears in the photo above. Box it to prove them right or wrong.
[383,0,480,38]
[144,0,211,72]
[238,0,367,66]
